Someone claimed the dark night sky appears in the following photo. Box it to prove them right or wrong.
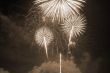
[0,0,110,73]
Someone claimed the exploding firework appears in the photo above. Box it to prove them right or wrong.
[34,0,86,22]
[61,15,86,49]
[35,26,54,58]
[61,15,86,38]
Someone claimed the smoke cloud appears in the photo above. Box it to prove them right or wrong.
[29,60,81,73]
[0,68,9,73]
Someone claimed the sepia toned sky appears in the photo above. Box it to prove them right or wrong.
[0,0,109,73]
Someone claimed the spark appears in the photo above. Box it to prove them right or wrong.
[60,53,62,73]
[35,26,54,58]
[34,0,86,22]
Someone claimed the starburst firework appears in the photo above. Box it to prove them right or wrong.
[34,0,86,22]
[61,15,86,39]
[35,26,54,58]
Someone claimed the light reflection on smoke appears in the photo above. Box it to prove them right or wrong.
[29,60,81,73]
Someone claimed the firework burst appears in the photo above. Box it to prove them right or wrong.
[34,0,86,22]
[61,15,86,38]
[35,26,54,58]
[61,15,86,49]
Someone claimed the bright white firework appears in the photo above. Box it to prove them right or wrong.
[34,0,86,22]
[62,15,86,38]
[35,27,54,58]
[61,15,86,48]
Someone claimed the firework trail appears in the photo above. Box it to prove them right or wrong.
[61,15,86,51]
[34,0,86,22]
[43,37,48,58]
[35,26,54,58]
[60,53,62,73]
